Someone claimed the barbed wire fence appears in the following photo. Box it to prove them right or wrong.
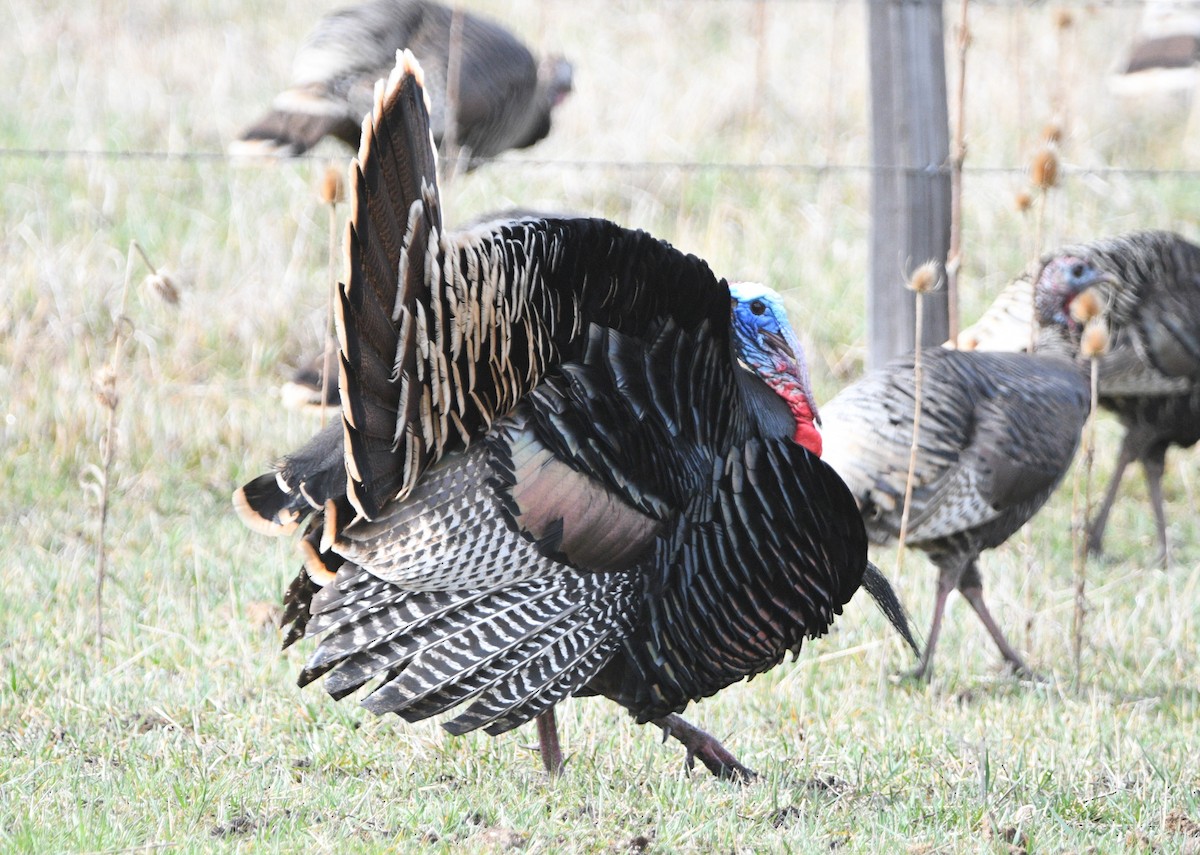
[4,144,1200,180]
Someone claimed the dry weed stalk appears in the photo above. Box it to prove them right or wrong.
[1071,307,1109,685]
[1053,10,1073,142]
[895,260,942,574]
[318,163,345,427]
[1017,133,1061,651]
[134,241,181,306]
[93,240,170,646]
[946,0,971,347]
[442,4,466,180]
[1028,140,1060,353]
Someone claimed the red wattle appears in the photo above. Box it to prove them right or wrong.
[793,420,822,457]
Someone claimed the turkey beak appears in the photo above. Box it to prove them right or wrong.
[1084,270,1119,292]
[763,328,821,427]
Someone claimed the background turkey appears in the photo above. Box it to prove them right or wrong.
[1032,231,1200,567]
[948,273,1037,353]
[1108,0,1200,99]
[280,345,339,413]
[234,53,916,780]
[819,261,1112,679]
[952,234,1200,567]
[1085,387,1200,565]
[231,0,573,166]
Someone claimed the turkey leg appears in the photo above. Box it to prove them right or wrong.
[536,708,564,776]
[1141,450,1172,569]
[1087,436,1135,557]
[905,560,961,681]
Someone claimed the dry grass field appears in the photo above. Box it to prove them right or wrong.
[2,1,1199,851]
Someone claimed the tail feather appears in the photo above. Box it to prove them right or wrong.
[338,50,442,519]
[233,472,307,536]
[281,569,321,649]
[462,629,620,736]
[295,555,637,735]
[360,590,587,715]
[860,562,921,656]
[321,585,562,699]
[233,422,345,535]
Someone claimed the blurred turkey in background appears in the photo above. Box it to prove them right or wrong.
[230,0,573,169]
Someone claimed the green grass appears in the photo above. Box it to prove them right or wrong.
[2,0,1199,851]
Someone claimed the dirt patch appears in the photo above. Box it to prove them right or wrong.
[211,813,257,838]
[474,826,527,850]
[247,600,282,628]
[627,832,654,852]
[127,712,178,734]
[1166,809,1200,838]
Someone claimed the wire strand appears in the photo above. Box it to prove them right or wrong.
[4,146,1200,180]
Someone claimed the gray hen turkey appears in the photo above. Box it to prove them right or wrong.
[232,0,572,166]
[1032,231,1200,567]
[234,52,916,780]
[820,272,1109,679]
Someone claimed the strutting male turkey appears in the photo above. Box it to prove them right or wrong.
[231,0,573,167]
[959,233,1200,568]
[821,261,1115,679]
[234,51,917,780]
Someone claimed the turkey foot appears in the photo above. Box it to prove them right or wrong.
[652,713,757,782]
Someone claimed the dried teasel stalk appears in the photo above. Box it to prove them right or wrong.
[945,0,971,348]
[1070,288,1105,327]
[317,162,345,426]
[907,259,943,295]
[1080,319,1110,358]
[1031,146,1059,190]
[895,260,944,574]
[1071,315,1109,685]
[93,239,174,646]
[93,365,119,411]
[142,269,181,305]
[318,163,346,206]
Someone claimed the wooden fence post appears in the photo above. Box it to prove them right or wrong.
[867,0,951,368]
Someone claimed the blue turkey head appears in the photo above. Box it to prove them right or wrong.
[1034,256,1116,331]
[728,281,822,456]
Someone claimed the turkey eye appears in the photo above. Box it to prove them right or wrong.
[750,300,766,316]
[1070,263,1086,279]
